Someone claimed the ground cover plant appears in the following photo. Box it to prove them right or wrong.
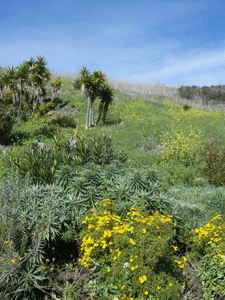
[1,64,225,299]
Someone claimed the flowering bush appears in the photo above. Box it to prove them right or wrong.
[198,138,225,186]
[188,213,225,299]
[189,213,225,255]
[79,199,185,299]
[158,128,202,167]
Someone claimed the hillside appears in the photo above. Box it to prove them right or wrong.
[1,75,225,300]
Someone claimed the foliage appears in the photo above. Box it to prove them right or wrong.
[198,138,225,186]
[50,77,62,103]
[167,185,225,229]
[33,102,54,118]
[3,72,225,300]
[178,84,225,105]
[0,167,169,300]
[157,128,202,167]
[187,213,225,299]
[0,171,83,299]
[2,133,127,184]
[0,92,17,142]
[35,123,60,139]
[79,199,184,299]
[199,250,225,299]
[0,56,51,121]
[47,115,76,129]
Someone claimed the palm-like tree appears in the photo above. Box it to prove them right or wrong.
[74,67,96,129]
[96,83,114,125]
[7,67,18,104]
[0,73,7,98]
[74,67,107,129]
[1,69,13,97]
[28,56,50,117]
[91,70,106,125]
[0,56,50,121]
[50,77,62,104]
[15,63,30,118]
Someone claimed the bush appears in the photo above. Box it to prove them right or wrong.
[198,138,225,186]
[48,115,76,128]
[35,123,60,139]
[2,134,128,185]
[157,128,202,167]
[0,171,83,299]
[79,199,184,299]
[187,213,225,299]
[0,93,17,143]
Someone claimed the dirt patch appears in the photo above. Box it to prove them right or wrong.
[182,259,204,299]
[47,104,78,118]
[140,144,167,154]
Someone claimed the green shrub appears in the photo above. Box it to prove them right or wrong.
[35,123,60,139]
[3,145,63,184]
[2,133,128,185]
[160,163,200,188]
[194,177,207,187]
[48,115,76,128]
[0,171,82,299]
[199,251,225,299]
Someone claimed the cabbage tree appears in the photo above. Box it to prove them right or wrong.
[74,67,106,129]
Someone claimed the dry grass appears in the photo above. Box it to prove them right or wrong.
[50,70,225,111]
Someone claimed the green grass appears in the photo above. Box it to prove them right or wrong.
[2,80,225,182]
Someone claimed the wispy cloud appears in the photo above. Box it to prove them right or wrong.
[126,45,225,86]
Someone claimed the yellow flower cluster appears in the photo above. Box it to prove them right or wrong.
[171,245,178,251]
[139,275,147,283]
[120,295,134,300]
[79,200,173,268]
[79,199,181,299]
[123,99,147,125]
[174,256,187,269]
[162,100,225,125]
[159,127,202,165]
[189,214,225,259]
[39,258,56,271]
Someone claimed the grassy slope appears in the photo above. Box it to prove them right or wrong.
[1,78,225,299]
[1,78,225,179]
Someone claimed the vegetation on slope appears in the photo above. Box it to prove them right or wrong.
[1,58,225,299]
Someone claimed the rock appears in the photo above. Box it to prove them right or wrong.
[140,144,167,154]
[32,142,51,151]
[0,145,13,155]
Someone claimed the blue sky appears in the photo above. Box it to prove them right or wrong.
[1,0,225,87]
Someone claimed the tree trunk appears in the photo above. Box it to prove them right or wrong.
[85,94,91,129]
[32,95,39,118]
[50,87,55,104]
[12,91,16,105]
[90,98,94,127]
[17,88,23,120]
[96,101,104,125]
[102,103,109,125]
